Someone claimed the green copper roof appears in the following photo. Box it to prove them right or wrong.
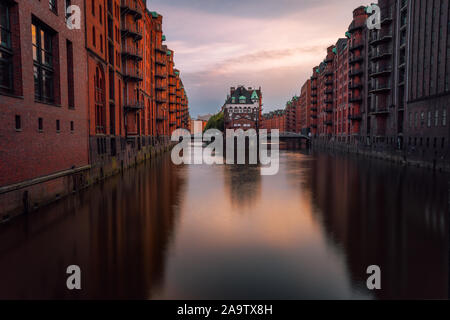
[167,50,171,56]
[316,68,319,73]
[345,31,351,38]
[150,11,158,18]
[251,90,259,100]
[332,47,337,54]
[174,71,179,75]
[162,35,166,41]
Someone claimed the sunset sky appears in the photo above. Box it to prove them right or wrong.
[146,0,368,117]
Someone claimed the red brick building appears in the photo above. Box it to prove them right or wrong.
[0,0,190,219]
[334,38,350,141]
[223,86,262,130]
[299,79,311,135]
[260,110,286,133]
[310,67,319,136]
[0,0,89,217]
[302,2,449,170]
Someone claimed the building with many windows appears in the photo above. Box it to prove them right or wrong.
[0,0,190,219]
[0,0,90,217]
[223,86,262,130]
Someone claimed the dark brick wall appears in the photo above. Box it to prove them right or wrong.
[0,0,89,187]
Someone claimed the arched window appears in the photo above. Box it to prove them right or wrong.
[95,65,105,133]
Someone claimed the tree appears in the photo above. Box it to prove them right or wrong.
[204,111,224,132]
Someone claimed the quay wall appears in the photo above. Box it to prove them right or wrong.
[0,137,173,222]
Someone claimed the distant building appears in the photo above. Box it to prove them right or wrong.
[223,86,262,130]
[261,110,286,133]
[197,114,213,122]
[190,119,207,134]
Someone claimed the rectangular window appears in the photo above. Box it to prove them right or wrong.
[99,5,102,24]
[56,119,60,132]
[15,115,21,130]
[409,112,412,128]
[92,0,95,16]
[38,117,43,132]
[443,109,447,126]
[109,68,114,100]
[49,0,57,13]
[0,2,13,94]
[427,111,431,127]
[65,0,72,19]
[70,120,74,132]
[92,27,96,47]
[66,40,74,108]
[435,110,439,126]
[32,20,55,103]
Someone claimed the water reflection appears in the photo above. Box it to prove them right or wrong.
[0,150,447,299]
[308,151,449,299]
[0,155,185,299]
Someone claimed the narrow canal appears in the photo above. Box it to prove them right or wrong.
[0,147,448,299]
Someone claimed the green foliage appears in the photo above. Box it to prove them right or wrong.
[203,111,224,132]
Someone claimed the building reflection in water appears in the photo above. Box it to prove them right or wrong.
[222,164,262,210]
[0,149,447,299]
[307,151,448,299]
[0,154,185,299]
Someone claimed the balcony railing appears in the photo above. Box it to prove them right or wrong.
[349,96,363,103]
[370,34,393,46]
[121,20,143,40]
[349,82,363,90]
[349,55,363,65]
[155,96,166,104]
[155,71,167,79]
[121,44,143,61]
[349,41,364,51]
[123,100,144,110]
[155,46,166,53]
[370,84,391,94]
[348,21,365,32]
[120,0,143,19]
[349,113,362,121]
[123,69,143,82]
[370,67,392,78]
[349,68,363,78]
[156,55,166,66]
[370,107,390,116]
[371,50,392,61]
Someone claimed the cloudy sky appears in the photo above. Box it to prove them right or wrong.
[146,0,367,117]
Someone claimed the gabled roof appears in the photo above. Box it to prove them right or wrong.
[225,86,261,104]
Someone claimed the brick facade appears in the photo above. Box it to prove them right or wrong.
[0,0,190,219]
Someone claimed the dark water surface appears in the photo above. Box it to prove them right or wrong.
[0,150,448,299]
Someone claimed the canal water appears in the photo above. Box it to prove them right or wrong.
[0,147,448,299]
